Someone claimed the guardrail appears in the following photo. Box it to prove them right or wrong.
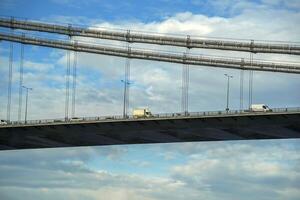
[1,107,300,127]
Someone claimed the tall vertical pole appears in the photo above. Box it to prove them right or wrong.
[7,35,13,123]
[123,31,131,118]
[71,50,77,118]
[248,40,254,109]
[251,70,254,105]
[226,76,230,111]
[122,79,127,118]
[240,58,244,111]
[18,40,24,122]
[224,74,233,112]
[182,40,190,116]
[65,47,71,120]
[240,70,244,111]
[24,88,28,123]
[126,56,130,117]
[123,52,130,118]
[181,59,185,114]
[249,52,254,109]
[22,86,32,124]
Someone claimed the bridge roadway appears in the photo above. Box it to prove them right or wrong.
[1,108,300,150]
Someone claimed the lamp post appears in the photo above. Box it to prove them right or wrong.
[121,80,130,118]
[224,74,233,112]
[22,86,33,124]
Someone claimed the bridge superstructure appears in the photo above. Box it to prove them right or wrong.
[0,17,300,150]
[1,17,300,55]
[1,32,300,74]
[1,107,300,127]
[1,108,300,150]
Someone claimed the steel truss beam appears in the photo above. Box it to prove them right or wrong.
[1,32,300,74]
[0,17,300,55]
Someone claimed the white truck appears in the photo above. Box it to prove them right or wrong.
[250,104,272,112]
[133,108,152,118]
[69,117,83,122]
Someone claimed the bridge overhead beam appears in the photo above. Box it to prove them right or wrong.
[1,32,300,74]
[1,18,300,55]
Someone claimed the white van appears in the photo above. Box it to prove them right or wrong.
[0,119,8,125]
[69,117,83,122]
[250,104,272,112]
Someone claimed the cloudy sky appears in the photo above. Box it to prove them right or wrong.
[0,140,300,200]
[0,0,300,199]
[0,0,300,120]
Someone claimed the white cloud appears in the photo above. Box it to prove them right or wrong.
[0,140,299,200]
[24,61,54,72]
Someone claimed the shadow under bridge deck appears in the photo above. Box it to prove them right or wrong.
[0,111,300,150]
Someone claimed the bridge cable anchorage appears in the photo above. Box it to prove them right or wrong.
[65,39,71,121]
[7,28,13,123]
[18,34,25,123]
[1,17,300,55]
[1,32,300,74]
[240,58,244,111]
[71,44,77,118]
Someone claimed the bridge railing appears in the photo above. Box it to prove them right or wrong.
[3,107,300,127]
[150,107,300,119]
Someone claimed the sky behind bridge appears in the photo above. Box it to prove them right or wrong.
[0,0,300,120]
[0,0,300,199]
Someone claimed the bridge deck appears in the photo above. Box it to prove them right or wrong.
[1,111,300,150]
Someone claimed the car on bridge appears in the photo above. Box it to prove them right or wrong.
[0,119,8,125]
[69,117,84,122]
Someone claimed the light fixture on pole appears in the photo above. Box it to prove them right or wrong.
[224,74,233,112]
[22,85,33,124]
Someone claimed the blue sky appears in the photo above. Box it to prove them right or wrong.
[0,0,300,199]
[0,0,298,22]
[0,0,256,21]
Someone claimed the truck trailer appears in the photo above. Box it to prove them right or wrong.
[133,108,152,118]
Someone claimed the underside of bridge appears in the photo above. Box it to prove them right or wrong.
[0,113,300,150]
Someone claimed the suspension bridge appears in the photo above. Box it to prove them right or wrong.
[0,17,299,150]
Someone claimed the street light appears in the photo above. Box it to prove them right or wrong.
[22,85,33,124]
[224,74,233,112]
[121,80,130,118]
